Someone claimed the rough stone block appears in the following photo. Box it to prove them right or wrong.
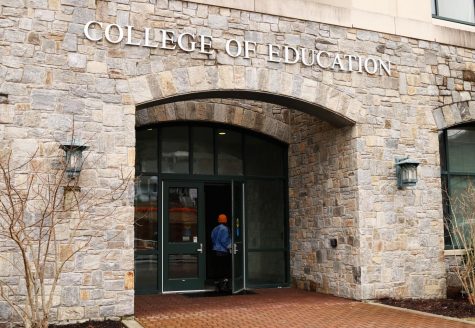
[68,53,87,69]
[61,286,79,306]
[62,33,77,52]
[128,76,153,104]
[58,306,84,321]
[158,71,177,96]
[87,61,108,74]
[208,15,228,29]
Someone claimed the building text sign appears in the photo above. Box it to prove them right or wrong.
[84,21,391,76]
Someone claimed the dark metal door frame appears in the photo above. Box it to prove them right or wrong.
[162,180,206,292]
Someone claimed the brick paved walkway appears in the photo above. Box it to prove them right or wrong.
[135,288,474,328]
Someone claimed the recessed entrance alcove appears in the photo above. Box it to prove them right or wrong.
[134,97,359,298]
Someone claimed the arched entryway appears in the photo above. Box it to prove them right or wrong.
[130,71,361,297]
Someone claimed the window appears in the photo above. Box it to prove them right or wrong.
[432,0,475,25]
[136,124,287,177]
[441,125,475,248]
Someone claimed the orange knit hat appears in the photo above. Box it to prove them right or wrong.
[218,214,227,223]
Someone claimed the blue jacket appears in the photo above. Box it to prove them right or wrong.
[211,224,231,253]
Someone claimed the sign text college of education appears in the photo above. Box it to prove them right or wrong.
[84,21,392,76]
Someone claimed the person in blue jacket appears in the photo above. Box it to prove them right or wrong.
[211,213,231,290]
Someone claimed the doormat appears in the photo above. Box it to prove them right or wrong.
[182,290,257,298]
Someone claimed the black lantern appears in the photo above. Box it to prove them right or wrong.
[395,157,420,189]
[60,140,88,179]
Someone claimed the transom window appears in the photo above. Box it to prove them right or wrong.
[432,0,475,25]
[440,125,475,248]
[136,124,286,177]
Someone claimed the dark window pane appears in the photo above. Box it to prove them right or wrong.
[439,131,447,172]
[245,135,284,176]
[135,254,158,290]
[447,127,475,173]
[447,176,475,248]
[449,176,475,216]
[246,180,285,249]
[217,129,242,175]
[169,254,198,279]
[168,187,198,243]
[193,127,214,175]
[436,0,475,23]
[161,126,189,174]
[135,176,158,250]
[247,251,286,285]
[136,129,157,173]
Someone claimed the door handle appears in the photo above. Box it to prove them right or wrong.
[233,243,238,255]
[197,243,203,253]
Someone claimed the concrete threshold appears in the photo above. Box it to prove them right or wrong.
[122,317,145,328]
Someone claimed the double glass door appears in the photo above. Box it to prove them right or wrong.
[163,180,245,293]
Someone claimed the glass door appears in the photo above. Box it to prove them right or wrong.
[232,181,245,293]
[163,181,205,291]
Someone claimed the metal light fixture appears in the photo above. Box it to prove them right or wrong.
[330,238,338,248]
[395,157,420,189]
[60,139,88,179]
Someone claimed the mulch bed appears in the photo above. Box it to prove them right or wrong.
[379,296,475,318]
[49,320,125,328]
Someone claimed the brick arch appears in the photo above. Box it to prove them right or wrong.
[136,99,291,143]
[433,100,475,129]
[128,65,361,127]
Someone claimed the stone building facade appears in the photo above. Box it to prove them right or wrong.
[1,0,475,325]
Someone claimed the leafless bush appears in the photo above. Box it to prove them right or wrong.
[445,183,475,304]
[0,138,131,328]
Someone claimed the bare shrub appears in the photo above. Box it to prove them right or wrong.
[0,139,131,328]
[445,183,475,304]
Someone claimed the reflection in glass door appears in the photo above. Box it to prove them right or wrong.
[163,181,205,291]
[232,181,245,293]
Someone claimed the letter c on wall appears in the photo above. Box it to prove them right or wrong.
[84,21,103,42]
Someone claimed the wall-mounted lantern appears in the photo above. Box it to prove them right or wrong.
[330,238,338,248]
[395,157,420,189]
[60,140,88,179]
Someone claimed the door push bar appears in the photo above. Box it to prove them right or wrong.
[232,243,238,255]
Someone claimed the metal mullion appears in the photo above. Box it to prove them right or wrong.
[244,175,287,180]
[241,132,246,176]
[435,15,475,26]
[189,124,193,175]
[213,127,218,176]
[434,0,439,16]
[135,249,159,255]
[159,173,246,181]
[283,144,290,284]
[157,176,164,291]
[247,248,287,252]
[138,172,158,177]
[158,127,162,174]
[157,127,162,291]
[444,172,475,176]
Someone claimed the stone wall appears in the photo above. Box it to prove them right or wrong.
[445,253,464,297]
[2,0,475,323]
[289,112,360,298]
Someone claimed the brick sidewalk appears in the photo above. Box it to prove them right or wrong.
[135,288,474,328]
